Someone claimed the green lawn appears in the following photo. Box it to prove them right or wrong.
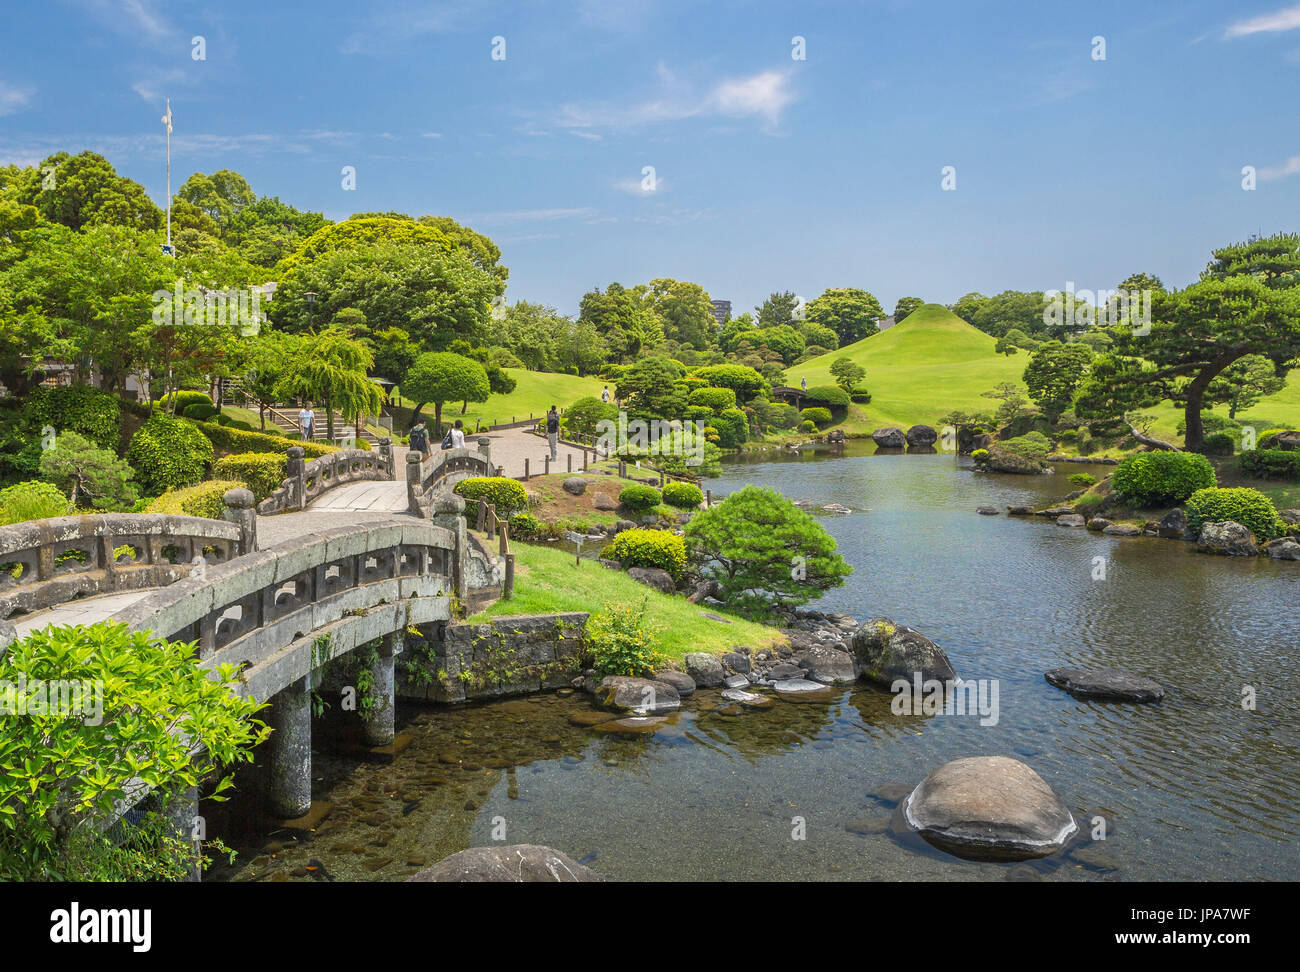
[786,303,1025,432]
[785,302,1300,445]
[391,367,604,431]
[467,541,783,663]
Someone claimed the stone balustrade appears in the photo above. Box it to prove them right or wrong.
[258,438,395,515]
[0,512,245,626]
[406,437,498,516]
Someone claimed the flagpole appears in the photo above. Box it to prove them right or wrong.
[164,97,172,253]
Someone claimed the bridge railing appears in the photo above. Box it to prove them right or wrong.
[258,439,395,515]
[101,520,458,702]
[406,438,498,516]
[0,513,244,624]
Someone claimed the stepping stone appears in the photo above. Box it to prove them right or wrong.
[1044,667,1164,702]
[720,688,773,708]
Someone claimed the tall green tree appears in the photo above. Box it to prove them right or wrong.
[17,151,162,232]
[647,278,716,350]
[402,351,489,435]
[894,296,925,324]
[1022,341,1093,424]
[806,288,884,346]
[1206,353,1286,419]
[276,327,386,442]
[755,291,799,328]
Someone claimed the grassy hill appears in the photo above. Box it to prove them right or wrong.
[787,302,1300,444]
[392,368,604,431]
[787,303,1024,431]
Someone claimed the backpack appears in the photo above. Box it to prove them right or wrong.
[441,428,455,450]
[546,413,559,433]
[409,427,426,451]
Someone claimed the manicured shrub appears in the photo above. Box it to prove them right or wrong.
[1068,472,1098,488]
[799,420,817,433]
[800,407,833,429]
[454,476,529,518]
[1239,448,1300,481]
[603,528,687,580]
[212,452,286,502]
[687,386,737,412]
[21,385,122,451]
[712,407,749,448]
[182,402,219,422]
[769,403,800,430]
[191,419,336,459]
[683,405,715,423]
[126,412,214,494]
[618,483,662,511]
[1000,430,1052,461]
[690,364,766,401]
[145,480,245,520]
[507,511,553,542]
[803,385,851,409]
[154,390,211,415]
[1185,487,1282,541]
[971,448,990,461]
[0,480,69,525]
[662,481,704,509]
[585,600,665,678]
[228,420,255,431]
[562,396,618,437]
[850,390,872,404]
[1111,451,1216,507]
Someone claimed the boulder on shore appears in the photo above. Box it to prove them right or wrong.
[1102,523,1141,536]
[562,477,588,496]
[1157,508,1187,539]
[653,669,696,697]
[850,617,957,687]
[1086,517,1112,532]
[1196,521,1259,557]
[906,424,938,447]
[1044,667,1164,702]
[793,644,856,684]
[592,493,618,511]
[683,652,725,688]
[627,566,676,594]
[903,756,1077,862]
[408,845,604,882]
[593,675,680,714]
[1056,514,1085,527]
[872,427,906,449]
[1263,537,1300,561]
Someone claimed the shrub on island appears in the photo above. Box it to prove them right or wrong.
[1185,487,1282,541]
[603,528,687,580]
[1111,451,1216,507]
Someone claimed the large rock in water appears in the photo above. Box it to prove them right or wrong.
[654,669,696,697]
[1157,508,1187,539]
[850,617,957,687]
[903,757,1077,861]
[1197,521,1259,557]
[872,427,906,449]
[408,845,604,882]
[793,645,856,684]
[627,566,676,594]
[906,424,938,447]
[1263,537,1300,561]
[593,675,680,714]
[683,652,725,687]
[1044,667,1164,702]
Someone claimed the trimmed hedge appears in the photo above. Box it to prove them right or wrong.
[687,386,737,412]
[712,407,749,448]
[21,386,123,451]
[212,452,287,502]
[1110,451,1216,507]
[1068,472,1098,488]
[803,385,851,409]
[661,481,704,509]
[799,420,817,432]
[800,407,833,429]
[155,390,211,415]
[126,413,214,494]
[145,480,245,520]
[0,480,69,525]
[182,402,218,421]
[690,364,766,401]
[603,528,687,580]
[618,483,662,511]
[1200,433,1235,457]
[507,511,554,542]
[1185,487,1282,541]
[850,390,872,404]
[189,419,336,459]
[1239,449,1300,481]
[453,477,529,518]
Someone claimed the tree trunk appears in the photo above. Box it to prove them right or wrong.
[433,402,443,439]
[1182,372,1216,453]
[324,386,334,442]
[258,404,266,431]
[1125,420,1180,452]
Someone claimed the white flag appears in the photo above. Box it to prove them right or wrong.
[161,100,173,134]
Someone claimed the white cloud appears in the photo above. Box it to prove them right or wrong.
[1259,155,1300,180]
[613,175,666,195]
[546,66,797,136]
[1225,4,1300,38]
[463,207,601,225]
[0,82,35,116]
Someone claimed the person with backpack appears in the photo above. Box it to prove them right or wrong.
[546,405,560,461]
[601,386,611,403]
[409,420,429,457]
[450,419,466,449]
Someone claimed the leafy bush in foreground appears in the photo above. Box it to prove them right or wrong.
[126,412,214,494]
[603,528,687,580]
[618,483,662,511]
[585,599,665,678]
[1111,451,1216,507]
[661,481,704,509]
[1185,487,1282,541]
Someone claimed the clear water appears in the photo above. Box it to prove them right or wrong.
[209,444,1300,882]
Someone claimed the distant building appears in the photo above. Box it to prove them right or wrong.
[877,316,896,331]
[710,299,731,328]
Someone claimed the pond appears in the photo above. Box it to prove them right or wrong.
[208,443,1300,882]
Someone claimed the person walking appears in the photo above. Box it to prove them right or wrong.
[546,405,560,461]
[601,385,611,403]
[409,419,429,457]
[299,401,316,440]
[451,419,466,449]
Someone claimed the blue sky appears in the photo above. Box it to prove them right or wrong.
[2,0,1299,317]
